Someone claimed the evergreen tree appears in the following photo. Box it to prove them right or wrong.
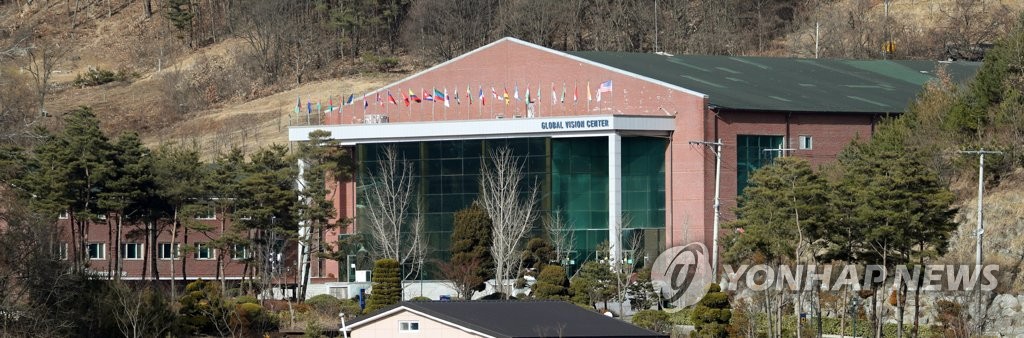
[569,260,616,309]
[448,203,494,296]
[152,143,206,296]
[366,258,402,313]
[690,283,731,338]
[531,265,570,301]
[235,145,297,294]
[98,132,157,279]
[521,236,556,273]
[204,148,248,291]
[627,268,658,311]
[295,130,354,299]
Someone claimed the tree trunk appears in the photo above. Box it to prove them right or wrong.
[170,209,178,299]
[107,216,114,279]
[115,213,123,280]
[144,0,152,18]
[182,227,189,284]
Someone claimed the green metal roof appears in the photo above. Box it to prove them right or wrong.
[569,52,981,113]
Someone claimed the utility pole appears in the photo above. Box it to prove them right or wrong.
[689,139,723,280]
[959,149,1002,266]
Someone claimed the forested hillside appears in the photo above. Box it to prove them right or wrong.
[0,0,1019,155]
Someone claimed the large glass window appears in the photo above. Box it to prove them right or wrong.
[736,135,784,194]
[551,137,608,264]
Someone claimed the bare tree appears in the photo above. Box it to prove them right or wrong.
[22,37,67,117]
[478,146,539,299]
[360,145,426,281]
[545,208,576,266]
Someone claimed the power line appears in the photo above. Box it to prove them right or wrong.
[958,148,1002,267]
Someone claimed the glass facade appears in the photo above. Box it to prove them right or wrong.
[356,136,666,273]
[736,135,784,194]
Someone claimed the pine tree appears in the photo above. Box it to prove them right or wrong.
[448,203,494,297]
[531,265,570,301]
[98,132,157,280]
[366,258,402,313]
[235,145,297,294]
[691,283,731,338]
[152,143,206,296]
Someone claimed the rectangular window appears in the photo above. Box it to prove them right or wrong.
[736,135,784,194]
[88,243,106,260]
[799,135,813,150]
[97,214,107,220]
[195,243,214,260]
[195,208,216,220]
[231,244,251,260]
[398,321,420,332]
[58,242,68,260]
[158,243,179,260]
[122,243,143,260]
[58,210,69,219]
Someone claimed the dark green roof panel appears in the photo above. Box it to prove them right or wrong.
[568,51,981,113]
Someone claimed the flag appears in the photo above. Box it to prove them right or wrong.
[525,86,531,104]
[346,94,354,105]
[597,80,612,101]
[307,100,312,115]
[467,85,472,105]
[424,88,434,101]
[295,96,301,113]
[551,82,557,105]
[536,84,542,103]
[454,87,461,105]
[587,81,592,102]
[401,91,410,106]
[388,90,398,105]
[434,88,445,104]
[491,86,498,100]
[328,97,334,112]
[503,87,510,105]
[574,82,578,103]
[514,82,520,101]
[561,82,566,103]
[479,86,485,106]
[443,88,450,107]
[316,100,322,113]
[409,89,421,103]
[363,95,368,111]
[376,92,383,106]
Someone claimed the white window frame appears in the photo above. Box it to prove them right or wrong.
[58,210,69,219]
[195,208,216,220]
[121,243,144,260]
[97,214,107,220]
[231,244,251,260]
[88,242,106,260]
[195,243,214,260]
[798,135,813,150]
[58,242,68,260]
[158,243,180,260]
[398,320,420,332]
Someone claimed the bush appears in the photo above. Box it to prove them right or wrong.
[306,294,343,316]
[361,54,400,72]
[231,302,279,337]
[409,296,432,301]
[632,310,672,333]
[234,295,259,305]
[365,258,402,313]
[531,265,570,301]
[690,284,730,338]
[73,67,135,87]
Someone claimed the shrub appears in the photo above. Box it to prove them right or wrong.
[531,265,570,301]
[306,294,343,316]
[365,258,402,313]
[231,302,279,337]
[73,67,135,87]
[234,295,259,305]
[409,296,432,301]
[632,310,672,333]
[690,283,730,338]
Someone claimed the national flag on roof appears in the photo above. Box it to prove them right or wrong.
[513,82,520,101]
[561,82,566,103]
[525,87,531,104]
[597,80,612,102]
[307,100,312,115]
[434,88,445,104]
[388,90,398,105]
[586,81,592,102]
[479,86,485,106]
[402,91,410,106]
[491,86,497,100]
[346,94,354,105]
[316,100,322,113]
[328,97,334,112]
[503,87,510,105]
[443,88,451,107]
[376,92,383,106]
[409,89,421,103]
[573,82,578,103]
[454,87,461,105]
[551,82,557,105]
[295,96,301,113]
[466,85,472,105]
[363,95,368,111]
[424,88,434,101]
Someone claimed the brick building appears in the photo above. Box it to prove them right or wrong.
[59,37,978,296]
